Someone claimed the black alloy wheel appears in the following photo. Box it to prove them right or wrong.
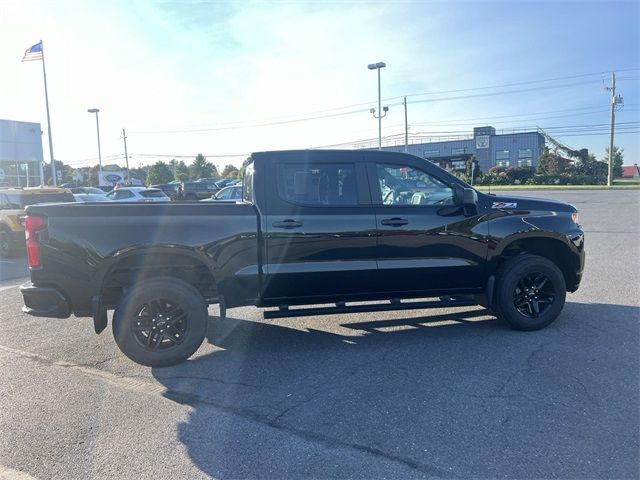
[495,254,566,331]
[132,298,189,352]
[0,230,11,258]
[513,272,555,318]
[113,277,208,367]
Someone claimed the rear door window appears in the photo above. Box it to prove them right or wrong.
[277,163,358,206]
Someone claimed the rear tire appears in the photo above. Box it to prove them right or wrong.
[112,277,208,367]
[495,254,566,331]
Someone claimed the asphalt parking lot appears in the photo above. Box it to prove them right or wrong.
[0,189,638,479]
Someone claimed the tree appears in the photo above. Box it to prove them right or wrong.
[169,159,190,181]
[146,161,174,185]
[604,146,624,179]
[43,160,74,185]
[221,164,239,178]
[536,149,572,175]
[574,153,607,179]
[189,154,217,180]
[465,155,480,182]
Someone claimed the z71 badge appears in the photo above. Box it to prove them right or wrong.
[492,202,518,209]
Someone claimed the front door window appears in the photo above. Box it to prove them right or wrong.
[376,164,454,206]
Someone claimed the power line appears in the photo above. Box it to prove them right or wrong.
[132,80,600,134]
[129,69,639,135]
[409,104,639,126]
[400,68,639,98]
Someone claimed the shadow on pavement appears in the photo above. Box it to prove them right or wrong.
[152,302,640,479]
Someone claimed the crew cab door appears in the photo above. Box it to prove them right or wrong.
[367,160,488,294]
[262,152,377,303]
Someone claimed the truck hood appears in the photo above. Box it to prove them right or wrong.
[484,193,577,213]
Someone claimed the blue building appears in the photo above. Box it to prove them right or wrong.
[0,119,44,187]
[380,126,545,173]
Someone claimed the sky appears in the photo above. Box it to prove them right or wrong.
[1,0,638,171]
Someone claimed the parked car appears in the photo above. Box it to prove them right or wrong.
[70,187,107,195]
[73,194,113,203]
[0,187,75,257]
[214,178,234,189]
[105,187,170,202]
[179,181,218,201]
[149,183,180,200]
[201,184,243,202]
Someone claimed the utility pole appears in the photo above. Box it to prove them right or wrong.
[605,72,623,187]
[607,72,616,187]
[122,128,130,184]
[403,96,408,153]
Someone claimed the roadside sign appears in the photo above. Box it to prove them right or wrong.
[56,170,62,179]
[0,168,4,181]
[99,171,125,187]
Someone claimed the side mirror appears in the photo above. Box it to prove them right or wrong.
[454,187,478,206]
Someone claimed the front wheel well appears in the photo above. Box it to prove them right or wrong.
[496,237,578,292]
[100,251,217,309]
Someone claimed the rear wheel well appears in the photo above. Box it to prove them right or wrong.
[497,237,577,292]
[101,252,217,309]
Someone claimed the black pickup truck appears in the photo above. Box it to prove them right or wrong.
[21,150,584,366]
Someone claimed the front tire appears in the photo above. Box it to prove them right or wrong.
[0,229,12,259]
[495,254,566,331]
[112,277,208,367]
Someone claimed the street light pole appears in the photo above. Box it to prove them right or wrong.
[87,108,102,184]
[368,62,386,150]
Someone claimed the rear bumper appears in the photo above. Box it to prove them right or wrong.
[20,282,70,318]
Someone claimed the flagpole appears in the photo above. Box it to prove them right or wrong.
[40,40,57,186]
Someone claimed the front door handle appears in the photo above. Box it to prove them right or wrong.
[272,220,303,229]
[380,217,409,227]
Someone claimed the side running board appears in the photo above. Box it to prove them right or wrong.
[263,297,476,319]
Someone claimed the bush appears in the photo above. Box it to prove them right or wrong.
[526,174,607,185]
[477,166,535,185]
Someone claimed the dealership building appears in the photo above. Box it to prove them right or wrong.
[379,126,546,173]
[0,119,44,187]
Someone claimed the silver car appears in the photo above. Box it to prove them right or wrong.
[105,187,170,203]
[73,193,112,203]
[201,185,243,202]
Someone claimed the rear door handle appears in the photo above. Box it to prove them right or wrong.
[272,220,303,229]
[380,217,409,227]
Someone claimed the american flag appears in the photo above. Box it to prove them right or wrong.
[21,42,43,62]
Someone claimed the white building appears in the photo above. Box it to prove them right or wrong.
[0,119,44,187]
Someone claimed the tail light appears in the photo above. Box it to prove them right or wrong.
[24,215,46,268]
